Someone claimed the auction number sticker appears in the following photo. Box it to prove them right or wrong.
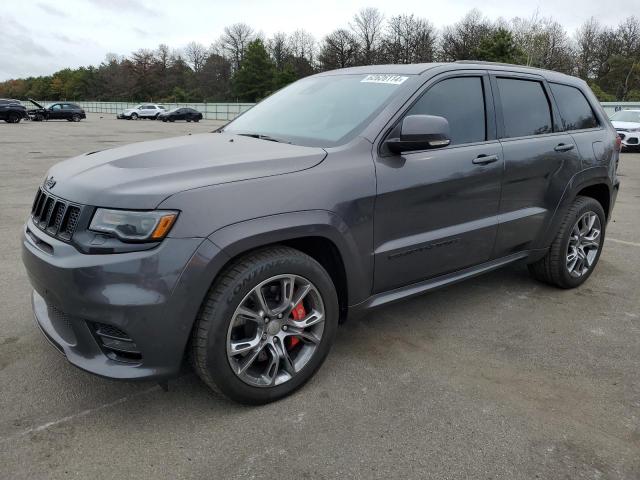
[361,74,408,85]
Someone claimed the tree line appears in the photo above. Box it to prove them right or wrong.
[1,8,639,103]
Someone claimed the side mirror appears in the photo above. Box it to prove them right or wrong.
[385,115,451,154]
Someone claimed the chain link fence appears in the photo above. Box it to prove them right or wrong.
[20,100,255,121]
[18,100,640,120]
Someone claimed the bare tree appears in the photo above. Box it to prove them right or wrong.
[440,9,494,61]
[617,17,640,57]
[267,32,292,70]
[184,41,208,73]
[287,29,317,77]
[155,44,171,70]
[575,18,602,79]
[319,28,359,70]
[510,13,574,72]
[384,14,436,64]
[350,7,384,64]
[288,29,316,64]
[219,23,255,70]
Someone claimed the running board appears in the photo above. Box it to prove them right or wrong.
[350,251,530,314]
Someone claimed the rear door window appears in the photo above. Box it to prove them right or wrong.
[496,78,552,138]
[550,83,599,130]
[407,76,486,145]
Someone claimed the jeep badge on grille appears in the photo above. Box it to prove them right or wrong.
[44,176,56,189]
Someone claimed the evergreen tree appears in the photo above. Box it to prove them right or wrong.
[273,63,297,91]
[231,39,275,101]
[475,28,524,64]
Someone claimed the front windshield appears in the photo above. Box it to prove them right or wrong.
[610,110,640,123]
[224,74,412,147]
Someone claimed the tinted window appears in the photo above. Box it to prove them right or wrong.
[51,104,61,110]
[550,83,598,130]
[407,77,486,145]
[497,78,552,138]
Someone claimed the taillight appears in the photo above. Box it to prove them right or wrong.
[615,135,622,151]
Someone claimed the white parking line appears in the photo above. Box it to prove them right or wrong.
[0,386,159,444]
[607,237,640,248]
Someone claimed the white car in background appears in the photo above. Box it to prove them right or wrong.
[610,109,640,151]
[117,104,166,120]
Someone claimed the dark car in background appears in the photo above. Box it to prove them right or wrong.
[22,62,619,404]
[28,100,86,122]
[158,107,203,122]
[0,99,28,123]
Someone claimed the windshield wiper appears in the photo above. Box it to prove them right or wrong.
[236,133,291,144]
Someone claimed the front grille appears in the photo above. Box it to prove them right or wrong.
[31,188,82,242]
[627,137,638,145]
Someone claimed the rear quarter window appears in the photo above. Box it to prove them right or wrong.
[550,83,599,130]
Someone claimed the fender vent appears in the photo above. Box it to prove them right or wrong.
[92,322,142,363]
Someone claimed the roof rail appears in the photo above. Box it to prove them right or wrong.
[453,60,555,74]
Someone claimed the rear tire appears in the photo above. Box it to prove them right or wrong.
[528,196,605,288]
[7,112,20,123]
[191,246,339,404]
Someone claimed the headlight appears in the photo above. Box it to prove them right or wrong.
[89,209,178,242]
[627,127,640,132]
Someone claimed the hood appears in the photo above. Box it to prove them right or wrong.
[28,98,45,109]
[45,133,327,209]
[611,120,640,130]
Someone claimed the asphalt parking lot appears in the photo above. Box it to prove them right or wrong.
[1,114,639,479]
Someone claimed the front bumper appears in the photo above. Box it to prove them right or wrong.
[617,131,639,149]
[22,219,227,380]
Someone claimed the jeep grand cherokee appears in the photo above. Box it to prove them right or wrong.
[22,62,620,404]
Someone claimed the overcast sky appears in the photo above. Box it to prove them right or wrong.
[0,0,622,80]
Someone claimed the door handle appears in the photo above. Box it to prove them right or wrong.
[554,143,575,152]
[472,154,499,165]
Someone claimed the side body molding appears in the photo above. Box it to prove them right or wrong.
[208,210,373,306]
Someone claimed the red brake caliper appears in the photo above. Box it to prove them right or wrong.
[288,302,306,349]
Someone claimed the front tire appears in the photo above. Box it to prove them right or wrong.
[191,246,339,404]
[131,113,138,120]
[528,196,605,288]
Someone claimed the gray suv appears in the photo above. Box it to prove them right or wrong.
[22,62,620,404]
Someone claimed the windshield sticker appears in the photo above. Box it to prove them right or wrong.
[361,74,408,85]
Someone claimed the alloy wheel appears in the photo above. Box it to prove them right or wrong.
[566,211,601,278]
[226,274,325,387]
